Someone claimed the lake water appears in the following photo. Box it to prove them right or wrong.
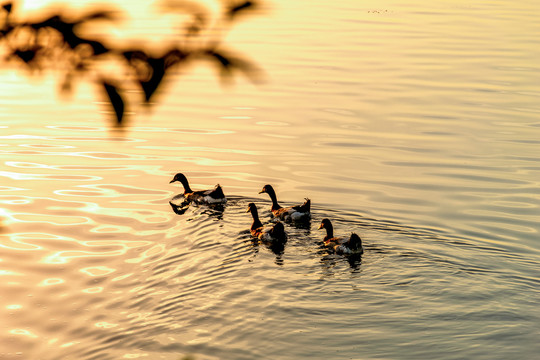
[1,0,539,359]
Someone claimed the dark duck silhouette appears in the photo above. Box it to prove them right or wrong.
[258,184,310,221]
[246,202,287,243]
[318,218,363,255]
[169,173,226,204]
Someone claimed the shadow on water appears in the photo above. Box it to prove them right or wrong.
[169,194,226,219]
[0,0,265,125]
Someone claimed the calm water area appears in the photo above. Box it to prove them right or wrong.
[1,0,539,359]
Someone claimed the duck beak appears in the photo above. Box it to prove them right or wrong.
[246,207,250,213]
[318,223,324,230]
[258,189,265,194]
[169,179,176,183]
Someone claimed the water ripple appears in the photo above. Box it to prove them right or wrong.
[0,171,101,181]
[2,0,540,358]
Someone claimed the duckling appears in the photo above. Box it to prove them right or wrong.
[246,202,287,243]
[258,184,310,221]
[169,173,226,204]
[318,218,363,255]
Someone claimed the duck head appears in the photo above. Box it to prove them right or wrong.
[169,173,192,192]
[246,202,263,230]
[170,172,187,184]
[246,202,258,215]
[318,218,332,230]
[318,218,334,240]
[259,184,275,195]
[259,184,279,207]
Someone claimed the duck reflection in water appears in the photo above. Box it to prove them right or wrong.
[246,240,285,266]
[169,200,226,220]
[319,252,362,273]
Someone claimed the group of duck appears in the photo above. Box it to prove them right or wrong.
[169,172,363,256]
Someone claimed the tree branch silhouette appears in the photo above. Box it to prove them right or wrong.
[0,0,264,125]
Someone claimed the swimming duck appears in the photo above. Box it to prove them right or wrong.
[246,202,287,243]
[258,184,310,221]
[318,218,363,255]
[169,173,226,204]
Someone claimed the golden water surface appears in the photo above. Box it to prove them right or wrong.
[1,0,539,359]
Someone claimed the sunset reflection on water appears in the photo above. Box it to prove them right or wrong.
[1,0,540,359]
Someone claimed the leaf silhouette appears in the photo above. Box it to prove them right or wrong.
[226,1,257,20]
[1,2,14,37]
[0,1,265,126]
[206,49,263,84]
[124,49,186,103]
[102,81,124,124]
[141,57,167,103]
[206,50,233,83]
[13,47,40,64]
[208,50,231,67]
[80,10,117,22]
[2,2,12,14]
[30,13,112,55]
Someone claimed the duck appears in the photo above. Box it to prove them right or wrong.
[318,218,363,255]
[246,202,287,243]
[258,184,310,221]
[169,172,226,204]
